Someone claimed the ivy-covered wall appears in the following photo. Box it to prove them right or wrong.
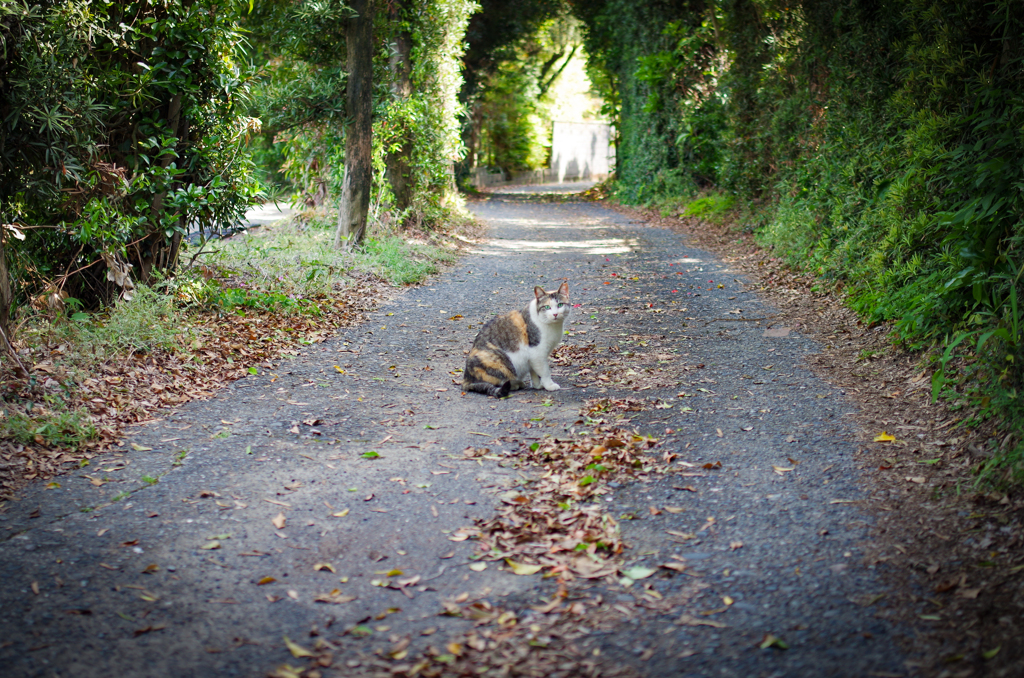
[578,0,1024,347]
[577,0,1024,472]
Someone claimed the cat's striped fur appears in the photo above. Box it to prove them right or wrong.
[463,283,570,397]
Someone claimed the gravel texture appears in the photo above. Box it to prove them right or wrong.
[0,193,913,677]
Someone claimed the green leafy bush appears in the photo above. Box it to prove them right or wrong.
[577,0,1024,480]
[1,0,263,311]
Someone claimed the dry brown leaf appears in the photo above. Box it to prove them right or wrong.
[313,590,356,604]
[677,614,727,628]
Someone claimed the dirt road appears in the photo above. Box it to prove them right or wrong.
[0,193,914,677]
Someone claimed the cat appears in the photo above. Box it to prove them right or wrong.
[462,282,570,398]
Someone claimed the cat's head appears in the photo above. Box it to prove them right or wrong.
[534,282,570,323]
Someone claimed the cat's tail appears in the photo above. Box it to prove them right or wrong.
[463,380,511,398]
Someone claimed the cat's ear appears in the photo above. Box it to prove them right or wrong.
[558,282,569,298]
[534,286,546,300]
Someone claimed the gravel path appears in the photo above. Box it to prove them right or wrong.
[0,195,912,677]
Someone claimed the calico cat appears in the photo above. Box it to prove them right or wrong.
[463,282,570,398]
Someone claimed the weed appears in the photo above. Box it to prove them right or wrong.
[22,283,182,370]
[0,399,97,449]
[680,194,736,223]
[111,490,130,502]
[140,475,158,485]
[201,211,456,294]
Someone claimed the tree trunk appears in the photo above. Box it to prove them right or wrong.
[0,228,27,376]
[385,1,414,213]
[466,101,482,170]
[334,0,375,249]
[139,93,183,285]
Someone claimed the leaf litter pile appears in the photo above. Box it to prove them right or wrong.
[465,425,663,581]
[271,591,659,678]
[0,276,388,499]
[273,397,708,678]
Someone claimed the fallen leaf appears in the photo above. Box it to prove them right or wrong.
[31,581,40,595]
[906,476,926,484]
[663,507,685,514]
[730,541,743,550]
[130,443,152,452]
[200,541,221,550]
[677,614,726,628]
[469,562,487,572]
[313,563,336,573]
[257,577,277,585]
[505,560,543,576]
[133,624,166,636]
[848,593,886,607]
[142,563,160,573]
[874,432,896,443]
[332,509,350,517]
[272,513,286,530]
[983,645,1001,660]
[620,566,657,580]
[283,636,314,658]
[759,634,788,650]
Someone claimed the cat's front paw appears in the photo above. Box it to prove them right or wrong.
[542,381,560,391]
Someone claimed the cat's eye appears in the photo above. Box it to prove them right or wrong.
[540,304,550,311]
[557,303,565,307]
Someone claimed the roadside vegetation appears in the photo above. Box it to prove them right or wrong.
[0,0,482,496]
[570,0,1024,486]
[0,208,470,497]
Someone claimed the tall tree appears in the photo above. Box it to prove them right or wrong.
[334,0,375,248]
[385,1,414,212]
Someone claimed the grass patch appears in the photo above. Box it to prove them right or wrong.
[0,399,97,450]
[24,283,183,371]
[647,191,737,224]
[680,193,736,223]
[194,207,459,300]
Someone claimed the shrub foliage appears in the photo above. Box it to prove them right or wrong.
[576,0,1024,476]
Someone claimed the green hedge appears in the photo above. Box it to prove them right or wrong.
[578,0,1024,478]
